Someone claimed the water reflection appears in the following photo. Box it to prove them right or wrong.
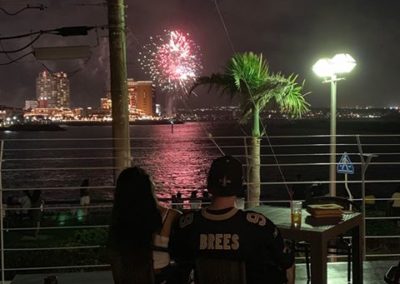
[1,123,228,201]
[131,122,221,199]
[4,120,400,203]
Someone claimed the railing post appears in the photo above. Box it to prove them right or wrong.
[329,78,337,197]
[0,140,4,283]
[356,135,366,261]
[356,135,377,261]
[243,137,250,208]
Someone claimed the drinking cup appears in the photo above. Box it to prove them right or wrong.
[291,201,302,228]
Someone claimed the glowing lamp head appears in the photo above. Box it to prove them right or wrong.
[313,53,356,78]
[331,53,356,74]
[312,58,334,78]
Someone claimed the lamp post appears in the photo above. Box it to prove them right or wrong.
[312,54,356,196]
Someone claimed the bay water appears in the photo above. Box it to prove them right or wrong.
[1,119,400,202]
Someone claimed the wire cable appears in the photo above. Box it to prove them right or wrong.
[0,33,42,54]
[0,30,42,40]
[181,85,225,156]
[0,40,13,61]
[0,51,33,65]
[210,1,293,200]
[0,26,99,41]
[0,4,46,16]
[213,0,236,54]
[40,54,92,78]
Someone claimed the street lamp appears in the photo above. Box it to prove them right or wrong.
[312,53,356,196]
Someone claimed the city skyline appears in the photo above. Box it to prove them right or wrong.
[0,1,400,109]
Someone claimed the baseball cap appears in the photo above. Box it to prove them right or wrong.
[207,155,243,197]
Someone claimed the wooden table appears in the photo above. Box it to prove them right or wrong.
[253,205,363,284]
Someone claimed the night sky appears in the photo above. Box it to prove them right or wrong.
[0,0,399,109]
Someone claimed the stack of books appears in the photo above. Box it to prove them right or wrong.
[306,204,343,218]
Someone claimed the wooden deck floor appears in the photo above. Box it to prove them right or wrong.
[10,260,398,284]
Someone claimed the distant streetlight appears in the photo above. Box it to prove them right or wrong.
[312,53,356,196]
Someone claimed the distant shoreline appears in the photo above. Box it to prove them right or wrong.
[58,116,400,124]
[63,119,185,126]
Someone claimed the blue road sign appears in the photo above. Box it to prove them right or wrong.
[337,152,354,174]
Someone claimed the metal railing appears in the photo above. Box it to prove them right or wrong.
[1,133,400,280]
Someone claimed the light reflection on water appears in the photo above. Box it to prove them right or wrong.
[0,122,243,201]
[2,120,400,201]
[132,122,221,199]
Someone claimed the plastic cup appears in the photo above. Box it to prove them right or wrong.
[291,201,302,228]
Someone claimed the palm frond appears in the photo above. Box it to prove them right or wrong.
[228,52,270,93]
[270,74,310,117]
[190,52,310,123]
[189,73,237,99]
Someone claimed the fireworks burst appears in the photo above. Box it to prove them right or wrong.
[139,30,202,93]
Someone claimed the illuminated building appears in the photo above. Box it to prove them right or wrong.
[36,71,70,108]
[101,80,155,117]
[100,97,112,110]
[25,100,38,110]
[130,80,154,117]
[53,72,70,108]
[127,79,137,114]
[36,71,52,108]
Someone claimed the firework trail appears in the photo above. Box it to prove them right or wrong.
[139,30,202,94]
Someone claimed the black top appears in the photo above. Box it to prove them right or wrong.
[170,207,294,284]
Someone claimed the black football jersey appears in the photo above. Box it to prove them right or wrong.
[170,207,294,284]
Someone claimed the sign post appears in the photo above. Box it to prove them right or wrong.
[337,152,354,200]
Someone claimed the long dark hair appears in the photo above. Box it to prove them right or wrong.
[108,167,162,251]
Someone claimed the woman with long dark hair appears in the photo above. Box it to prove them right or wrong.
[108,167,181,284]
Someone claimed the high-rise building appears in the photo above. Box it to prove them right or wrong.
[36,71,53,108]
[130,80,154,116]
[36,71,70,108]
[127,79,137,113]
[100,80,154,117]
[52,72,70,108]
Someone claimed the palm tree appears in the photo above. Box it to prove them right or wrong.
[191,52,310,207]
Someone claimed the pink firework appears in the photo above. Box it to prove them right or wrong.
[139,30,202,93]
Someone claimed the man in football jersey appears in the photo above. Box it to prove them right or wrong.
[170,155,294,284]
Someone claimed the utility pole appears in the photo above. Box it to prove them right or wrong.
[107,0,131,179]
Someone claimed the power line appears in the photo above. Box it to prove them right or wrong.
[0,51,33,65]
[213,0,235,54]
[0,4,46,16]
[40,55,93,78]
[0,26,102,65]
[0,34,41,54]
[0,26,102,55]
[0,40,13,61]
[0,31,42,41]
[211,0,293,200]
[0,26,97,41]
